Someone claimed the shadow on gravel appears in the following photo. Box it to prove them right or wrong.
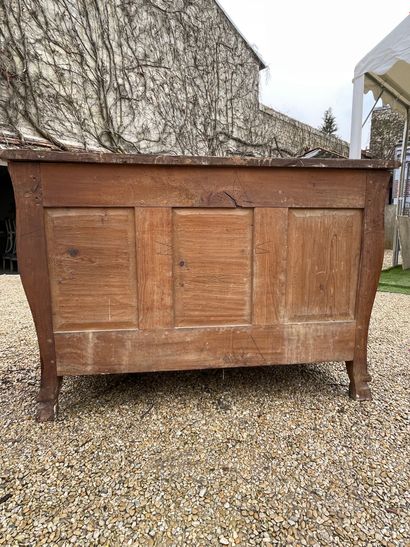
[61,363,349,418]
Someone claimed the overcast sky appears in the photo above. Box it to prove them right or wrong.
[218,0,410,144]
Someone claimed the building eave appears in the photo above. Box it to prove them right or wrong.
[213,0,267,70]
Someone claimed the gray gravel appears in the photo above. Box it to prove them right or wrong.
[0,271,409,546]
[383,250,402,270]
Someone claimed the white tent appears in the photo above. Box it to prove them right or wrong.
[349,15,410,265]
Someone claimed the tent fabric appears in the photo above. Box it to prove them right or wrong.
[350,13,410,266]
[354,15,410,113]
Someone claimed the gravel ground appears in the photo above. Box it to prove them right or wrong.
[0,271,409,546]
[383,250,402,270]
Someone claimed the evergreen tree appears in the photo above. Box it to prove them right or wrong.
[320,108,338,135]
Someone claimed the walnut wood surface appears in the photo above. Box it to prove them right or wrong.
[173,209,253,327]
[45,208,138,331]
[55,321,356,375]
[6,155,392,419]
[346,172,390,400]
[0,148,399,169]
[253,208,288,324]
[135,208,173,329]
[39,164,368,209]
[286,209,362,321]
[8,163,60,421]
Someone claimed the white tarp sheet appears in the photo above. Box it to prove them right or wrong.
[354,15,410,113]
[350,14,410,265]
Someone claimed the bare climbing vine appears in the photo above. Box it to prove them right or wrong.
[0,0,272,155]
[0,0,347,157]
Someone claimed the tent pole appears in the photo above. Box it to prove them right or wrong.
[361,88,384,128]
[349,75,365,159]
[392,107,410,266]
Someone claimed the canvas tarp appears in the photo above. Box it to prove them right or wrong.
[354,15,410,114]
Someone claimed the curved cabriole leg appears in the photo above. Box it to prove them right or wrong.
[345,173,389,403]
[8,162,61,423]
[346,360,372,401]
[37,374,63,422]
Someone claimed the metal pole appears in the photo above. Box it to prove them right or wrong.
[402,152,410,217]
[349,75,365,159]
[361,88,384,128]
[392,107,410,266]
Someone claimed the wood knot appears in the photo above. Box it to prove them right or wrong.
[67,247,79,257]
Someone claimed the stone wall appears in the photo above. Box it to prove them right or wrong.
[0,0,347,158]
[370,106,405,159]
[370,106,410,216]
[260,106,348,158]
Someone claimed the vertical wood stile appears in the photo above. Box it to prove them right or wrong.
[135,208,173,329]
[253,208,288,325]
[8,162,61,421]
[347,172,390,399]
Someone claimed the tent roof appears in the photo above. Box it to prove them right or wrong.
[354,15,410,112]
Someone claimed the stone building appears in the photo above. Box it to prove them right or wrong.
[0,0,347,158]
[370,106,409,214]
[260,106,347,157]
[0,0,349,271]
[392,144,410,214]
[370,106,406,160]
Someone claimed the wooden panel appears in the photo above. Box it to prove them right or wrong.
[55,321,356,375]
[135,208,173,329]
[41,164,367,209]
[45,208,138,331]
[173,209,253,327]
[286,209,362,321]
[253,208,288,324]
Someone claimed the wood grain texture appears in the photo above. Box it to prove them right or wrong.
[40,164,368,209]
[286,209,362,322]
[253,208,288,324]
[8,162,60,421]
[173,209,253,327]
[45,208,138,331]
[135,208,173,329]
[55,321,356,375]
[6,155,392,416]
[347,172,390,400]
[0,149,399,169]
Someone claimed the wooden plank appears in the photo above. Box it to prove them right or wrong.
[173,209,253,327]
[45,208,138,331]
[0,149,399,169]
[286,209,362,322]
[135,208,173,329]
[55,321,356,375]
[346,171,390,399]
[40,164,368,209]
[7,162,61,421]
[253,208,288,324]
